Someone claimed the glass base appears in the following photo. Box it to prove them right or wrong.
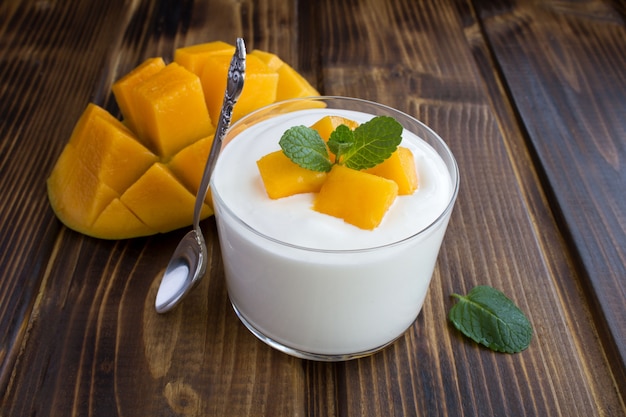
[230,300,402,362]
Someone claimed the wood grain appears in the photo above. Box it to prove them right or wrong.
[472,0,626,388]
[0,0,624,416]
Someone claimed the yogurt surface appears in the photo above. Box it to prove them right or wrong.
[212,109,453,250]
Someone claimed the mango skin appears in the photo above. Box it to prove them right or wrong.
[47,41,320,239]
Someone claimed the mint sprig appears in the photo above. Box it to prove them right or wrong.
[449,286,532,353]
[279,125,333,172]
[279,116,403,172]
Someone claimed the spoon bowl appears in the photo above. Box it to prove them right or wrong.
[155,230,206,313]
[155,38,246,313]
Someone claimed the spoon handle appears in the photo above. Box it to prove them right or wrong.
[193,38,246,229]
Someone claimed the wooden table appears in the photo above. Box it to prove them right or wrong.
[1,0,624,415]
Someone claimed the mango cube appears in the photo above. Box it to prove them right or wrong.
[363,147,418,195]
[132,62,214,158]
[47,144,119,231]
[112,57,166,132]
[201,53,278,123]
[92,198,155,239]
[313,165,398,230]
[69,104,158,195]
[310,115,359,141]
[174,41,235,78]
[256,150,327,199]
[168,136,214,206]
[250,50,319,101]
[120,163,212,233]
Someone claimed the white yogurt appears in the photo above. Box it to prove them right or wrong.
[211,99,458,360]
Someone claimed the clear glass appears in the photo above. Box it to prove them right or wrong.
[210,97,459,361]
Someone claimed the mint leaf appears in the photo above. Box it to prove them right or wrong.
[279,125,332,172]
[340,116,403,170]
[279,116,403,172]
[449,285,532,353]
[327,124,355,163]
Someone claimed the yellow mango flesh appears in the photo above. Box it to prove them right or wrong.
[92,199,156,239]
[174,41,235,77]
[309,115,359,141]
[250,50,319,101]
[47,144,120,232]
[201,53,279,123]
[131,62,214,158]
[111,57,166,132]
[363,147,418,195]
[48,41,320,239]
[167,136,214,206]
[313,165,398,230]
[69,104,158,194]
[120,163,212,233]
[256,151,327,199]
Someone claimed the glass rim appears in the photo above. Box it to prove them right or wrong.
[211,96,460,254]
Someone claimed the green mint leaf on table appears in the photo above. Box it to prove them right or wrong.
[449,285,532,353]
[280,116,403,171]
[279,125,332,172]
[340,116,403,170]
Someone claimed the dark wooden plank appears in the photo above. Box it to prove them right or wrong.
[472,0,626,389]
[302,0,625,415]
[458,0,626,410]
[0,0,133,394]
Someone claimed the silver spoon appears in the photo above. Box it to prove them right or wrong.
[155,38,246,313]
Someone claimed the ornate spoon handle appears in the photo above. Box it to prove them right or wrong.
[193,38,246,229]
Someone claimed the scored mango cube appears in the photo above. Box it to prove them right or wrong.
[174,41,235,78]
[69,104,158,195]
[250,49,319,101]
[313,164,398,230]
[201,53,278,123]
[47,144,119,231]
[112,57,166,132]
[168,136,214,206]
[120,163,212,233]
[257,150,327,199]
[363,146,418,195]
[91,198,155,239]
[132,62,214,158]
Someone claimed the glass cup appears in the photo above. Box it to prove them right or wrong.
[210,97,459,361]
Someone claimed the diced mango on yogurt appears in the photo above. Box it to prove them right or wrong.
[309,115,360,142]
[255,115,419,230]
[257,150,328,199]
[363,147,418,195]
[313,165,398,230]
